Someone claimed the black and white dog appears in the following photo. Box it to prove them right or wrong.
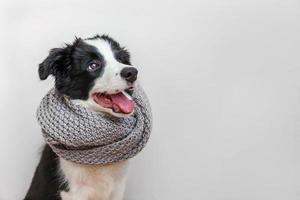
[25,35,138,200]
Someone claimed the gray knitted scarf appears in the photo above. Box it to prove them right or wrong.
[37,85,152,165]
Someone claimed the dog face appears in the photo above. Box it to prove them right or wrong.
[39,35,138,117]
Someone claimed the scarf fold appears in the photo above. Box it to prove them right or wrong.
[37,85,152,165]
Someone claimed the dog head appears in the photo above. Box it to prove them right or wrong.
[39,35,138,117]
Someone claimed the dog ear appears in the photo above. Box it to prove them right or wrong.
[38,48,66,80]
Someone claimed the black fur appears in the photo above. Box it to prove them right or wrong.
[24,144,67,200]
[38,38,105,99]
[25,35,131,200]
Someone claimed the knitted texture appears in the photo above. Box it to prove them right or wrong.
[37,85,152,165]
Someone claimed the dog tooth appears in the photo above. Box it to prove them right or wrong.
[122,91,133,100]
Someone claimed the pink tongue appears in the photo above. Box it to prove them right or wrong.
[110,93,134,114]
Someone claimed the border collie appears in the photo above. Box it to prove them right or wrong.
[25,35,138,200]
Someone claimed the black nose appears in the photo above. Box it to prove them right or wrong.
[120,67,138,83]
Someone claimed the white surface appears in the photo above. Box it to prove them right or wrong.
[0,0,299,199]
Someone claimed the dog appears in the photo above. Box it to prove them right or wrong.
[25,35,139,200]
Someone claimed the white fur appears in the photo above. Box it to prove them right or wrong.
[60,38,135,200]
[60,159,128,200]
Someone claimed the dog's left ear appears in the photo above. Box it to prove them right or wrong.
[38,48,68,80]
[38,37,83,80]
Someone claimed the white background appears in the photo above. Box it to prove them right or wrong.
[0,0,300,199]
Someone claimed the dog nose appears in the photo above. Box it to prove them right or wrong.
[120,67,138,83]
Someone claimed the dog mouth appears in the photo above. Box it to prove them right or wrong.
[92,89,134,114]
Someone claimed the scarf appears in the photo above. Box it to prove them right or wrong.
[37,85,152,165]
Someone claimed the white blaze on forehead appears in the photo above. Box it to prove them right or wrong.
[85,39,116,62]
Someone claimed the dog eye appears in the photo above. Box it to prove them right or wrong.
[87,62,101,71]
